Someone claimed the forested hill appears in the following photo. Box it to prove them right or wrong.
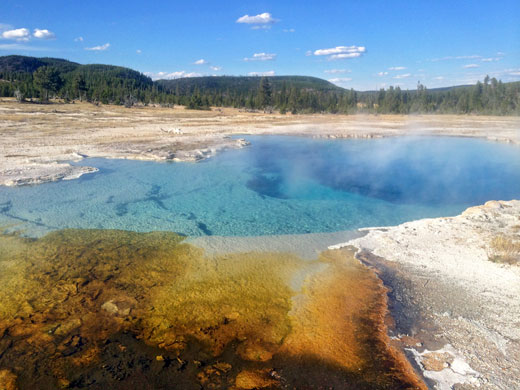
[0,55,519,115]
[157,76,342,94]
[0,55,79,73]
[0,55,153,104]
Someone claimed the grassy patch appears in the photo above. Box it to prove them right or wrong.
[488,235,520,265]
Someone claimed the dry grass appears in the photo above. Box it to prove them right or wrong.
[488,235,520,265]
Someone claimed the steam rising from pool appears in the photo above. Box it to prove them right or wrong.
[1,136,519,237]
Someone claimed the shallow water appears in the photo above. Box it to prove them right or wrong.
[1,136,520,237]
[0,230,425,390]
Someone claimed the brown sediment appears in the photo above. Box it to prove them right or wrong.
[278,248,426,389]
[0,229,425,389]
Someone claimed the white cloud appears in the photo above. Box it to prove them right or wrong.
[2,28,30,41]
[85,43,110,51]
[0,43,52,51]
[248,70,275,76]
[496,52,505,56]
[389,66,406,70]
[434,76,444,80]
[236,12,277,25]
[136,49,142,54]
[74,36,84,42]
[33,28,55,39]
[503,68,520,76]
[393,73,411,79]
[314,45,365,56]
[328,77,352,84]
[144,71,203,80]
[481,57,501,62]
[210,65,222,71]
[251,25,272,30]
[463,64,479,69]
[193,59,207,65]
[377,71,388,76]
[313,45,365,61]
[244,52,276,61]
[456,68,520,84]
[305,50,312,56]
[324,69,351,74]
[431,55,481,62]
[283,28,295,33]
[183,72,202,78]
[146,71,182,80]
[329,53,362,60]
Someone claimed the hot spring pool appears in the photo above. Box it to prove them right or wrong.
[1,135,520,237]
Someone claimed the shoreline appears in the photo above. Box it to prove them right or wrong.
[331,200,520,390]
[188,201,520,389]
[1,99,518,187]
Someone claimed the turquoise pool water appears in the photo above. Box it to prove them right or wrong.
[1,136,520,237]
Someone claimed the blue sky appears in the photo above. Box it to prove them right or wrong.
[1,0,519,90]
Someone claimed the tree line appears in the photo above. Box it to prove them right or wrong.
[0,56,518,115]
[158,77,520,115]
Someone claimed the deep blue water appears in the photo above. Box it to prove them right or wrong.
[1,136,520,237]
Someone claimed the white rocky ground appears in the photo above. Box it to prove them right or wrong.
[1,100,519,186]
[331,200,520,390]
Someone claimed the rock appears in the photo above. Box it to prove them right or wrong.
[484,200,503,209]
[235,369,278,389]
[54,318,82,336]
[0,369,17,390]
[224,311,240,322]
[213,362,232,373]
[421,351,454,371]
[57,378,70,388]
[101,300,119,315]
[237,342,274,362]
[101,298,134,316]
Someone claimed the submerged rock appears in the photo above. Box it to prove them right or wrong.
[0,369,17,390]
[0,229,426,389]
[235,369,278,389]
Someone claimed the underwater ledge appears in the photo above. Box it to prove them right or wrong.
[0,228,426,390]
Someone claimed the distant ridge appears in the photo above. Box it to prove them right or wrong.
[157,75,344,94]
[0,55,79,73]
[0,55,518,115]
[0,55,152,86]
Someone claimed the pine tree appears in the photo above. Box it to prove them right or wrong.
[72,74,87,101]
[33,66,63,101]
[257,77,272,112]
